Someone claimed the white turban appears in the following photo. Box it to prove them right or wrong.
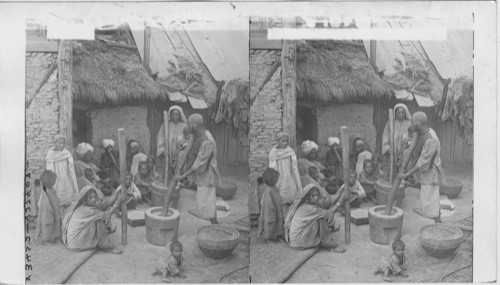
[102,139,115,148]
[301,140,319,155]
[76,142,94,158]
[327,137,340,147]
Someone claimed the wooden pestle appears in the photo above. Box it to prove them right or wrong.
[117,128,127,245]
[384,131,419,215]
[389,109,395,184]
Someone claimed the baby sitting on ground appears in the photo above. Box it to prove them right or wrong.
[374,239,409,282]
[153,240,187,283]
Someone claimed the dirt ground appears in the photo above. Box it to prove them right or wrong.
[286,164,473,283]
[65,165,249,284]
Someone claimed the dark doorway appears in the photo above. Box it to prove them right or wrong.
[297,105,317,145]
[73,108,91,147]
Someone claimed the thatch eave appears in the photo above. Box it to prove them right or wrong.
[296,41,392,104]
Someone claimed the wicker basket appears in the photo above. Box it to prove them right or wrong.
[439,178,463,198]
[196,224,240,259]
[216,179,238,200]
[419,223,464,258]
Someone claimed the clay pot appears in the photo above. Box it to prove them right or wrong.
[375,180,405,208]
[145,207,180,246]
[368,205,404,245]
[439,178,463,199]
[216,179,238,200]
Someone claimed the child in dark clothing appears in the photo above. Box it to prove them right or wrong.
[359,160,379,204]
[258,168,284,242]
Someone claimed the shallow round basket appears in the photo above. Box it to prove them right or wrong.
[419,223,464,258]
[196,224,240,259]
[439,178,463,198]
[216,179,238,200]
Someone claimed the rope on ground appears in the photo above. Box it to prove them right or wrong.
[218,265,249,283]
[439,264,472,282]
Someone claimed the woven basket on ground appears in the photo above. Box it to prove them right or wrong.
[196,224,240,259]
[419,223,464,258]
[439,178,463,198]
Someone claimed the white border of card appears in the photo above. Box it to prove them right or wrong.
[0,1,496,283]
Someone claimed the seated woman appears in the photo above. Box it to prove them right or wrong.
[61,185,123,254]
[284,184,347,252]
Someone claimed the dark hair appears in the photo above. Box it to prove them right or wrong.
[372,153,380,161]
[170,240,183,251]
[363,159,373,168]
[84,168,94,180]
[392,239,405,251]
[262,168,280,186]
[147,156,155,164]
[40,170,57,189]
[77,188,97,208]
[308,166,319,176]
[298,186,320,208]
[183,126,191,136]
[349,170,357,178]
[138,161,148,169]
[257,177,264,185]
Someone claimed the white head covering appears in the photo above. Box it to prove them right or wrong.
[102,139,115,149]
[393,103,412,121]
[76,142,94,158]
[327,137,340,147]
[169,105,187,123]
[301,140,319,155]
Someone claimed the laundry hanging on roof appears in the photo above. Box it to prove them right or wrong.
[441,76,474,144]
[214,79,250,141]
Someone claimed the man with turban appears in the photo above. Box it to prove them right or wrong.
[297,140,327,182]
[100,139,120,186]
[173,114,220,224]
[397,112,444,223]
[74,142,102,183]
[325,137,343,179]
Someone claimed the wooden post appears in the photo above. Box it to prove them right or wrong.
[58,40,73,149]
[385,132,419,215]
[143,25,152,75]
[340,126,351,244]
[163,111,170,186]
[389,109,394,184]
[369,20,378,73]
[117,128,127,245]
[281,17,297,149]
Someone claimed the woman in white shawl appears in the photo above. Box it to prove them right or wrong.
[45,134,79,215]
[156,105,188,177]
[61,185,123,254]
[268,132,302,207]
[284,184,347,252]
[381,104,412,171]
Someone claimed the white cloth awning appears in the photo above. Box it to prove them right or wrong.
[393,89,414,101]
[414,93,435,107]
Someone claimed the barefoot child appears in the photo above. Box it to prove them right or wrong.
[359,160,379,204]
[338,170,366,208]
[249,177,265,228]
[258,168,284,242]
[35,170,62,244]
[153,240,186,282]
[115,173,141,209]
[374,239,408,282]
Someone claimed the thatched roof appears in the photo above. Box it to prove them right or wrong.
[297,41,392,104]
[73,28,166,104]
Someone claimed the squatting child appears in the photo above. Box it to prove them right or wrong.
[338,170,366,208]
[134,161,153,205]
[153,240,186,282]
[115,172,141,209]
[374,239,408,282]
[359,160,379,204]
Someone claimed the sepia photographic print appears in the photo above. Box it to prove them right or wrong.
[0,1,496,284]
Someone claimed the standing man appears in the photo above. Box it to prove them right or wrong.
[173,114,220,224]
[397,112,444,223]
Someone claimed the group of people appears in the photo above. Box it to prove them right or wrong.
[250,103,444,259]
[34,105,221,255]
